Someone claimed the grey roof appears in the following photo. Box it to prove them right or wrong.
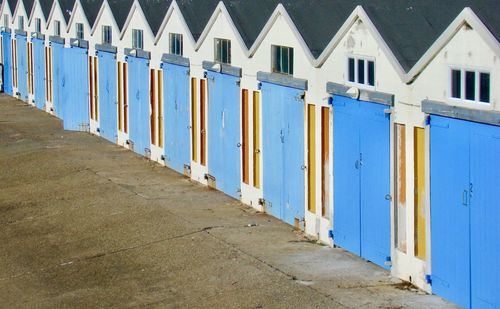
[222,0,280,49]
[138,0,172,37]
[7,0,16,14]
[80,0,103,27]
[176,0,219,42]
[108,0,133,31]
[58,0,75,23]
[39,0,53,20]
[22,0,35,15]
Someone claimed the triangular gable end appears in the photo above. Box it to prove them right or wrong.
[90,0,119,36]
[45,0,68,30]
[66,0,91,34]
[193,1,248,56]
[248,3,316,64]
[119,0,153,40]
[154,0,195,47]
[407,7,500,83]
[314,6,407,83]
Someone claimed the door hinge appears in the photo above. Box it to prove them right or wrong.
[425,274,432,285]
[328,230,334,239]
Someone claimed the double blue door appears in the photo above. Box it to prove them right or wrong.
[261,82,305,226]
[2,32,12,95]
[98,51,117,142]
[61,46,89,131]
[430,115,500,309]
[32,38,45,109]
[162,62,190,174]
[51,42,64,118]
[16,34,28,101]
[127,56,150,156]
[207,71,241,199]
[332,96,391,269]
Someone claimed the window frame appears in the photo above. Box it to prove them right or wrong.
[346,55,376,89]
[18,16,24,31]
[101,25,112,45]
[132,29,143,50]
[75,22,84,40]
[271,45,294,75]
[35,18,41,33]
[54,20,61,36]
[214,38,231,64]
[449,66,490,105]
[169,33,183,56]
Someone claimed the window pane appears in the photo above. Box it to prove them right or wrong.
[451,70,461,98]
[348,58,355,82]
[222,40,228,63]
[282,47,289,74]
[368,61,375,86]
[289,47,293,75]
[215,39,221,62]
[480,73,490,103]
[358,59,365,84]
[465,71,475,100]
[272,45,279,72]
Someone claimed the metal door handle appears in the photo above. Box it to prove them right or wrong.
[462,190,468,206]
[237,142,242,147]
[301,165,307,170]
[355,160,359,169]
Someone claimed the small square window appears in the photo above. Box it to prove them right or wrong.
[102,25,112,45]
[35,18,41,33]
[18,16,24,31]
[347,56,375,87]
[169,33,183,56]
[132,29,143,49]
[272,45,294,75]
[54,20,61,36]
[214,38,231,64]
[449,68,490,104]
[76,23,84,40]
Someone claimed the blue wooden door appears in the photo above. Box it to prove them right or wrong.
[32,38,45,109]
[470,122,500,309]
[2,32,12,95]
[61,46,89,131]
[98,51,117,142]
[207,71,241,199]
[332,96,361,255]
[51,42,64,118]
[16,34,28,101]
[162,62,190,174]
[430,115,471,308]
[127,56,150,156]
[332,96,391,269]
[262,82,305,226]
[359,101,391,268]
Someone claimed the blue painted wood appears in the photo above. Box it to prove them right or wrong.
[332,96,391,269]
[163,62,190,174]
[469,122,500,309]
[332,96,361,255]
[261,82,305,226]
[32,38,45,110]
[51,42,64,119]
[16,34,28,101]
[127,56,150,156]
[98,51,117,142]
[2,32,13,95]
[359,101,391,268]
[430,115,471,308]
[61,46,89,131]
[206,71,241,199]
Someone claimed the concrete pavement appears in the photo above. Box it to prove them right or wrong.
[0,95,456,308]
